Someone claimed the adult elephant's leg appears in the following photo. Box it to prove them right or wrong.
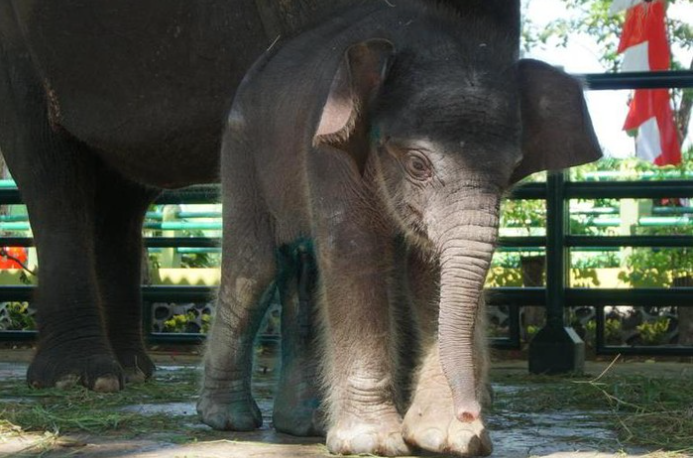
[94,166,159,383]
[0,37,122,391]
[273,244,324,436]
[401,251,492,457]
[7,142,122,391]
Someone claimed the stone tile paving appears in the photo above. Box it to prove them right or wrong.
[0,355,690,458]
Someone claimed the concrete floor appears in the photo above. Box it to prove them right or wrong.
[0,350,691,458]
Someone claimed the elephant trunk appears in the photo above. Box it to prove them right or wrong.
[435,195,500,423]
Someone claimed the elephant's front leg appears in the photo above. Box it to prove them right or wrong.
[319,238,409,456]
[315,225,409,456]
[401,252,492,457]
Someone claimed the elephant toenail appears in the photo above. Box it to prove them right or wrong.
[351,433,378,453]
[93,376,121,392]
[417,428,446,450]
[55,374,79,390]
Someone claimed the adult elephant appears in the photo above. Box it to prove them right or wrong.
[0,0,361,391]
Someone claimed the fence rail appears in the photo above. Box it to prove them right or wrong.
[0,70,692,361]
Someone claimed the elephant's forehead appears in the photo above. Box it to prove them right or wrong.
[378,71,518,135]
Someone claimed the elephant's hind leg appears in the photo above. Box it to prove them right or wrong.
[197,222,277,431]
[197,141,277,431]
[94,166,160,383]
[273,243,325,437]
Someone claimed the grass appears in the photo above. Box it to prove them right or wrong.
[0,366,201,438]
[490,357,693,454]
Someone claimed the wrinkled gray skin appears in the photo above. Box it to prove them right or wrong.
[0,0,357,393]
[199,1,602,457]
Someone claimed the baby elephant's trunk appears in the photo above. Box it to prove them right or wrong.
[436,198,500,422]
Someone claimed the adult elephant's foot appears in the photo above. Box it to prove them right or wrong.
[197,381,262,431]
[113,346,156,383]
[273,361,325,436]
[326,409,410,456]
[402,379,492,457]
[27,345,124,392]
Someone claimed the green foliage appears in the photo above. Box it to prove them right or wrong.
[523,0,625,70]
[201,314,211,333]
[570,148,693,181]
[487,267,523,287]
[523,0,693,71]
[2,302,34,330]
[163,313,191,333]
[585,318,622,345]
[572,252,621,269]
[180,252,215,268]
[570,267,600,287]
[619,246,693,287]
[526,324,540,339]
[162,312,211,334]
[179,230,219,269]
[500,199,546,234]
[636,318,672,345]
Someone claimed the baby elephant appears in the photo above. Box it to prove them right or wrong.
[198,1,601,456]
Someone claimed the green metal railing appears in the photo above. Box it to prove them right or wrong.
[0,71,692,358]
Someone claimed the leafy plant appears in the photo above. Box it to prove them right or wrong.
[619,246,693,288]
[162,311,211,334]
[526,324,540,339]
[570,267,600,287]
[500,199,546,235]
[2,302,35,330]
[585,318,622,346]
[637,318,672,345]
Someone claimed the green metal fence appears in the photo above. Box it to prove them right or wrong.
[0,70,692,358]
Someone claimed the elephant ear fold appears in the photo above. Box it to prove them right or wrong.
[510,59,603,184]
[315,39,393,173]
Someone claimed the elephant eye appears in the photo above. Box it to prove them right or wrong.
[404,152,432,181]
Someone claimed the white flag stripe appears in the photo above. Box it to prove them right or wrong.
[635,117,663,162]
[610,0,643,14]
[621,41,650,72]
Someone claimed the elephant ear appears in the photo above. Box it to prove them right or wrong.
[510,59,603,184]
[314,39,393,174]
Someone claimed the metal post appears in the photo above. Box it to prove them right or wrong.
[529,171,585,374]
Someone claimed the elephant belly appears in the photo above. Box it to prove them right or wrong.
[13,0,270,187]
[93,132,222,189]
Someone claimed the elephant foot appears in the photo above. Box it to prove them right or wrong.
[273,382,325,436]
[113,347,156,383]
[326,409,410,456]
[402,385,492,457]
[273,359,325,436]
[197,383,262,431]
[28,346,123,392]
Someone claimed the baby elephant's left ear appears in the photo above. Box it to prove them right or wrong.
[511,59,603,184]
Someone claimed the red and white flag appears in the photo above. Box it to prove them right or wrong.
[614,0,681,166]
